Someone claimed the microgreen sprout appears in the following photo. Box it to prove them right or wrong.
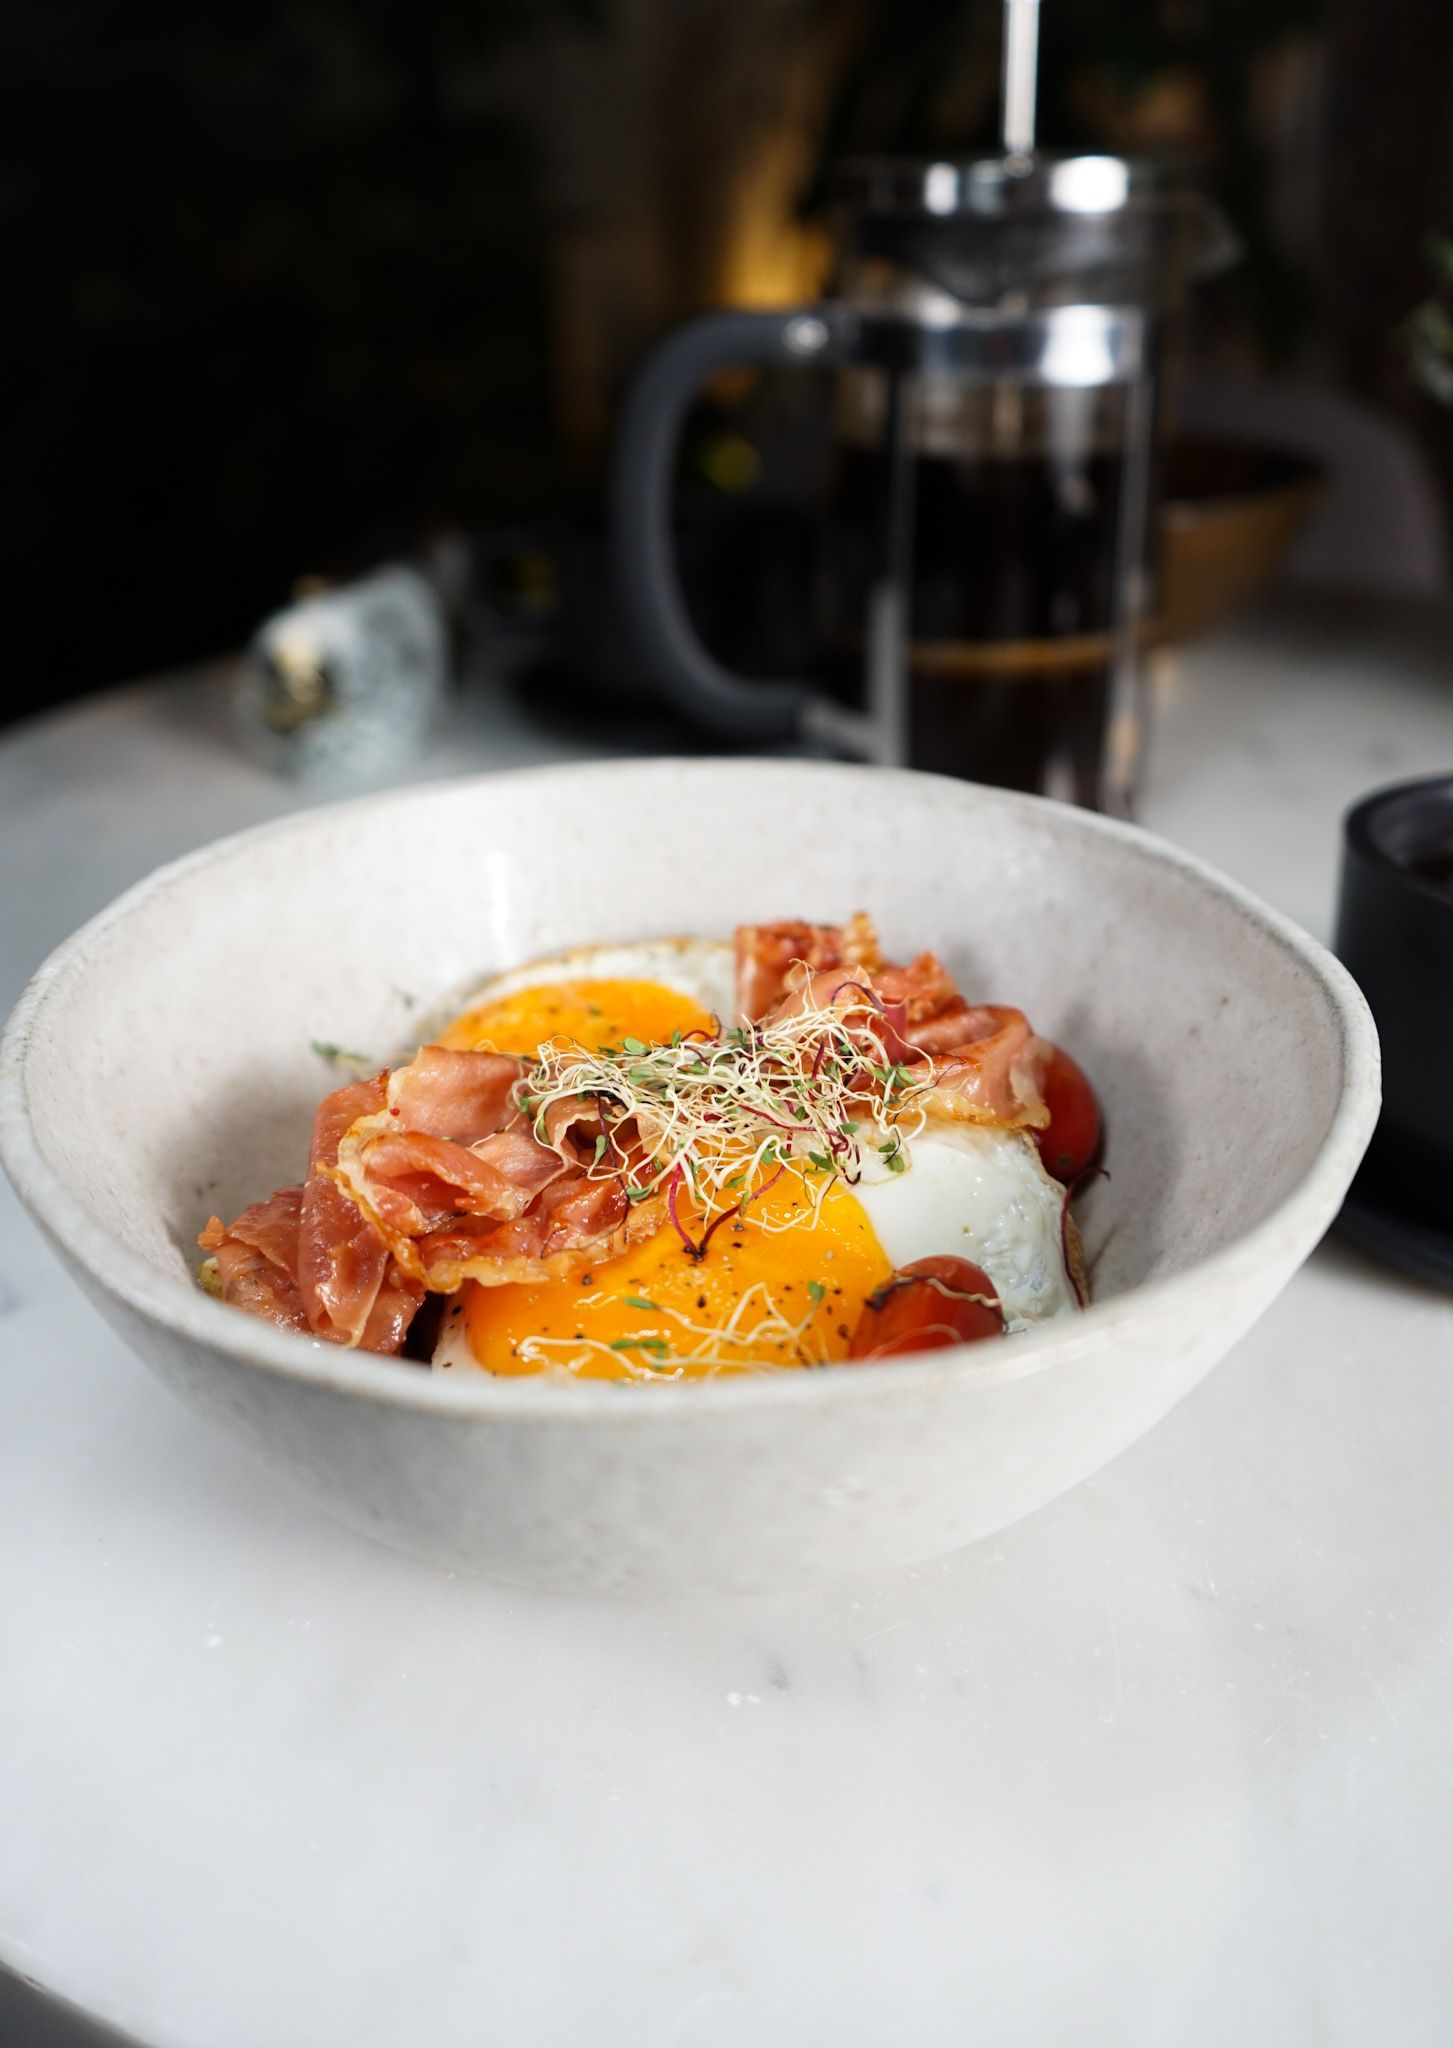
[608,1334,671,1358]
[310,1040,376,1077]
[878,1132,907,1175]
[521,1278,836,1382]
[515,979,930,1256]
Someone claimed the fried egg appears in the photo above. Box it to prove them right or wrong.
[438,1165,892,1380]
[429,939,1078,1380]
[437,938,735,1058]
[853,1124,1078,1328]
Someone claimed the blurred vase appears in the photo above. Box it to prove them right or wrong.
[233,565,448,785]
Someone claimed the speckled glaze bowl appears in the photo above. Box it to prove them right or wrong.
[0,761,1379,1593]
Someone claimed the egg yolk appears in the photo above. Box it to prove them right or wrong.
[463,1167,893,1380]
[439,977,717,1057]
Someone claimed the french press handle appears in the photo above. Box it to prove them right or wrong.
[609,306,851,742]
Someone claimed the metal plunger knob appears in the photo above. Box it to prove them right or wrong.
[1001,0,1042,160]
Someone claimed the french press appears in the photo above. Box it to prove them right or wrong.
[610,146,1231,813]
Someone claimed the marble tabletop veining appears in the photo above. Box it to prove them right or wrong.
[3,595,1453,2048]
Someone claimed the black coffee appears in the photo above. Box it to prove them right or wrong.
[821,444,1129,808]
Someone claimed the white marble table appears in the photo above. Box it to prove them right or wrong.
[3,598,1453,2048]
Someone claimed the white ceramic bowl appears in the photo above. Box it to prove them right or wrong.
[0,761,1379,1594]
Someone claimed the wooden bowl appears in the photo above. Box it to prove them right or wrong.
[1156,438,1324,646]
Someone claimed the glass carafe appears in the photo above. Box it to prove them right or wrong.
[609,154,1233,813]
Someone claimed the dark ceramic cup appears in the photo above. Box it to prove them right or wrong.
[1335,774,1453,1230]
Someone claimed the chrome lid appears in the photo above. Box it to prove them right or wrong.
[830,153,1237,313]
[836,154,1171,223]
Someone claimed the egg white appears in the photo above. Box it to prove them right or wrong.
[434,1293,472,1374]
[854,1122,1077,1331]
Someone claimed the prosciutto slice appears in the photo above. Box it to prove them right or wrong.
[199,1186,310,1334]
[201,1042,663,1343]
[337,1125,561,1240]
[735,912,882,1022]
[405,1170,649,1293]
[915,1005,1050,1130]
[744,926,1052,1134]
[201,1077,425,1354]
[298,1075,424,1350]
[385,1046,524,1144]
[866,953,1051,1130]
[330,1046,660,1291]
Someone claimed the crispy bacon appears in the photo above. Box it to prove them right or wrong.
[339,1126,561,1238]
[735,912,882,1022]
[199,1187,310,1334]
[330,1045,658,1291]
[866,953,1051,1129]
[297,1167,422,1351]
[200,1078,423,1355]
[745,928,1051,1133]
[201,1043,662,1344]
[332,1049,549,1242]
[916,1005,1050,1130]
[539,1092,612,1166]
[386,1045,523,1144]
[756,960,882,1033]
[870,952,964,1058]
[408,1170,649,1293]
[296,1076,423,1349]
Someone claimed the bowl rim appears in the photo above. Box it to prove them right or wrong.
[0,758,1381,1420]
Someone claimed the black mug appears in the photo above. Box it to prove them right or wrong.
[1335,774,1453,1230]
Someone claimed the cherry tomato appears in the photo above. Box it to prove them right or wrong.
[1035,1044,1102,1185]
[847,1255,1005,1362]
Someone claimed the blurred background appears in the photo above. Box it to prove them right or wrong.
[6,0,1453,726]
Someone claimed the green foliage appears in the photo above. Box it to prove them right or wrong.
[1407,238,1453,406]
